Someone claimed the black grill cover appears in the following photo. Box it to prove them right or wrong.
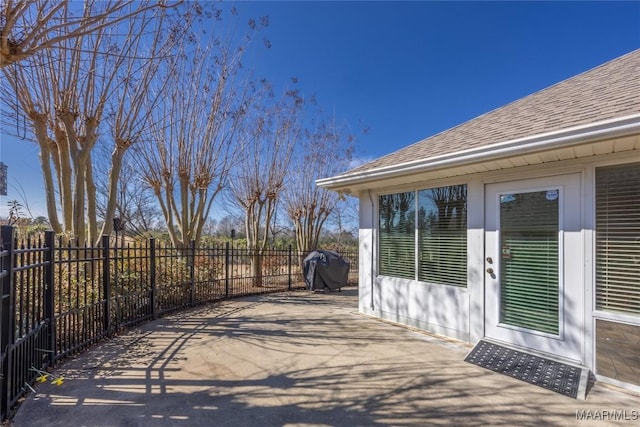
[303,250,350,291]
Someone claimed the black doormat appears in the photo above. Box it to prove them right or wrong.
[465,340,582,398]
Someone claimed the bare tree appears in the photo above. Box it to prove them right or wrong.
[95,156,163,239]
[201,217,218,238]
[283,117,355,264]
[216,214,244,239]
[228,81,302,284]
[327,194,359,247]
[0,0,177,68]
[1,2,179,245]
[137,21,260,250]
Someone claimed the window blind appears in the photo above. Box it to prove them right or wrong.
[418,185,467,287]
[499,191,559,334]
[596,163,640,316]
[378,192,415,279]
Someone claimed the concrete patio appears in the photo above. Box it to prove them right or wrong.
[11,288,639,426]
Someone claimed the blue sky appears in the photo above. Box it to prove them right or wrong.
[1,1,639,219]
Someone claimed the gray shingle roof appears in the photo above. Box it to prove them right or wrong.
[346,49,640,175]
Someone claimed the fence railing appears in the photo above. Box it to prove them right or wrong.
[0,226,358,420]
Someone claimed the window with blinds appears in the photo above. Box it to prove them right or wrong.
[596,163,640,316]
[378,185,468,286]
[418,185,467,287]
[378,192,415,279]
[499,190,559,334]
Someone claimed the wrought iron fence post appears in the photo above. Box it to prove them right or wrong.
[101,235,111,337]
[224,242,229,299]
[0,226,15,349]
[190,240,195,306]
[43,231,55,366]
[150,238,156,319]
[0,225,16,419]
[114,235,120,331]
[288,245,292,291]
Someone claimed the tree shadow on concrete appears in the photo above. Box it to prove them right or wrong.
[11,291,639,427]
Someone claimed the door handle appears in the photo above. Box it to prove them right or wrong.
[486,268,494,274]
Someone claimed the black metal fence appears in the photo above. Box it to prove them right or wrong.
[0,226,358,420]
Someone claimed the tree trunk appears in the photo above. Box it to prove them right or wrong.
[53,127,73,234]
[250,252,263,287]
[86,159,98,245]
[32,115,62,233]
[97,144,126,242]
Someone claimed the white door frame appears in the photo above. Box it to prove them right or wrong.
[484,173,584,363]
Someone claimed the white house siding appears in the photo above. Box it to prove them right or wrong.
[355,150,640,390]
[377,277,470,341]
[358,197,376,315]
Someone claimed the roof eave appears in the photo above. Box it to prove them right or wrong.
[317,113,640,191]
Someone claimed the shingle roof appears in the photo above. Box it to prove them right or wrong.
[346,49,640,176]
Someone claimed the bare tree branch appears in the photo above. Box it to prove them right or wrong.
[137,17,259,249]
[283,116,356,262]
[227,80,303,284]
[1,0,182,68]
[2,1,181,245]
